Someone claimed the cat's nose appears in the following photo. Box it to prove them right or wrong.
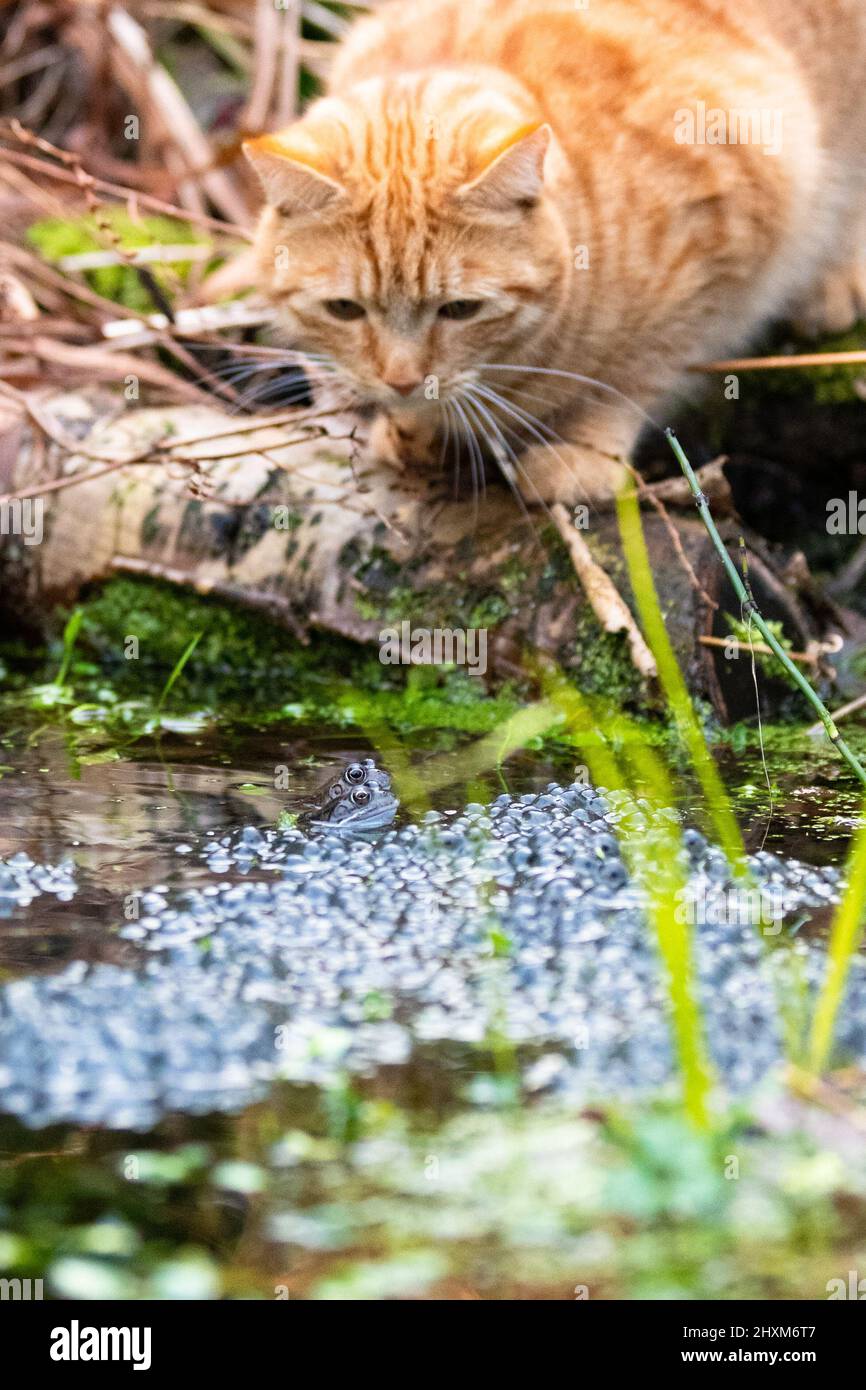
[384,375,422,397]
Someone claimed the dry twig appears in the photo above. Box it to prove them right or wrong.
[550,501,658,680]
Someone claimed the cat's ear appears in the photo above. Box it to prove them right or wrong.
[243,135,346,216]
[457,122,551,214]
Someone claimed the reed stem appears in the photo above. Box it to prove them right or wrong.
[666,429,866,788]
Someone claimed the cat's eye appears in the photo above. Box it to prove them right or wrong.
[323,298,366,321]
[438,299,483,321]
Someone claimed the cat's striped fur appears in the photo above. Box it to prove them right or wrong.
[246,0,866,502]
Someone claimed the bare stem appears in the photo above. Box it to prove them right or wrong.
[666,428,866,788]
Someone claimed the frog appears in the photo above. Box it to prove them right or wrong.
[298,759,398,833]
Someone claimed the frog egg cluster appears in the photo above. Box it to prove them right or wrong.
[0,780,856,1131]
[0,852,77,910]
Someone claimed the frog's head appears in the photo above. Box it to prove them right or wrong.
[339,759,392,795]
[319,780,399,831]
[305,759,398,833]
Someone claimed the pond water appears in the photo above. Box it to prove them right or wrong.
[0,718,864,1300]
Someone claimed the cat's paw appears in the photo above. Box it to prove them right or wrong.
[368,411,438,472]
[515,441,628,506]
[791,260,866,338]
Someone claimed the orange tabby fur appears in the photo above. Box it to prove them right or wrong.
[245,0,866,504]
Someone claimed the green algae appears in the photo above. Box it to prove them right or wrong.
[0,569,649,741]
[0,577,527,746]
[1,573,860,813]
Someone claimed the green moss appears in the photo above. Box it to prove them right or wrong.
[0,571,678,762]
[343,664,521,736]
[0,577,528,744]
[351,545,517,635]
[569,613,646,706]
[79,576,314,684]
[534,526,646,706]
[734,323,866,405]
[26,210,216,313]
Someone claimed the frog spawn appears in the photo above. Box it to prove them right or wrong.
[0,851,77,909]
[0,777,858,1131]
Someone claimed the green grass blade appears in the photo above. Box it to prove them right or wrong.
[155,632,202,715]
[54,607,84,688]
[541,666,714,1126]
[808,798,866,1073]
[643,863,713,1128]
[616,479,747,870]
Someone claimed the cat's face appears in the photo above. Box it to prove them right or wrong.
[245,77,571,412]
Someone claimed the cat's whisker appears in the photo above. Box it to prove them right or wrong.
[488,379,639,473]
[447,403,461,500]
[155,349,290,404]
[470,381,599,509]
[473,381,598,489]
[439,398,456,495]
[455,391,495,476]
[199,362,307,390]
[455,395,500,534]
[462,388,550,521]
[445,399,466,493]
[449,395,484,532]
[486,380,580,416]
[224,378,319,416]
[163,345,339,410]
[215,374,313,406]
[458,405,483,533]
[476,363,662,434]
[181,342,330,364]
[223,374,353,418]
[458,387,544,536]
[208,347,352,408]
[450,400,467,503]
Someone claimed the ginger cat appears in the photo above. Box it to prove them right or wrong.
[245,0,866,505]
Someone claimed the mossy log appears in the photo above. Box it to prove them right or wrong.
[0,388,831,720]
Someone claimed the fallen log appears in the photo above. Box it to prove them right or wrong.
[0,387,837,721]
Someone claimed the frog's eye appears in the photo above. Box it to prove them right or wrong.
[345,763,366,784]
[351,788,371,805]
[328,781,344,800]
